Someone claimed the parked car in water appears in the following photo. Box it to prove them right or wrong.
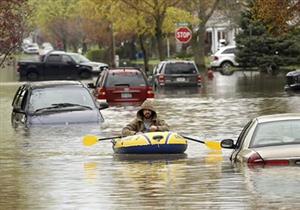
[88,68,154,105]
[17,51,93,81]
[152,60,201,89]
[284,69,300,91]
[210,46,238,74]
[23,43,39,54]
[221,113,300,167]
[11,81,108,128]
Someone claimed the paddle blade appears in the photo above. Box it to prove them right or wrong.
[83,135,98,146]
[205,140,222,150]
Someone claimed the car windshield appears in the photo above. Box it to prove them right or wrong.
[106,71,146,87]
[250,120,300,147]
[69,53,90,63]
[28,86,95,113]
[165,63,198,74]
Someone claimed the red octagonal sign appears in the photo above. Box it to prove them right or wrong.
[175,27,192,43]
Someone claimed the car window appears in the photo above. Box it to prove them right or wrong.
[69,53,90,63]
[235,120,253,149]
[164,63,198,74]
[28,87,95,112]
[222,48,235,54]
[47,55,61,63]
[105,71,146,87]
[250,120,300,147]
[62,55,73,63]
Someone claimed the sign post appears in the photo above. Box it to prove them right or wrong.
[175,26,192,43]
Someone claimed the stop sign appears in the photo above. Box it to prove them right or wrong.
[175,27,192,43]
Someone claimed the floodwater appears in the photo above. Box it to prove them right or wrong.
[1,68,300,209]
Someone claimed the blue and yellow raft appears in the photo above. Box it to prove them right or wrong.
[112,131,188,154]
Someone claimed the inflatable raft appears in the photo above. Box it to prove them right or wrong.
[112,131,188,154]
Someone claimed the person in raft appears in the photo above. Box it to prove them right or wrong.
[121,100,169,136]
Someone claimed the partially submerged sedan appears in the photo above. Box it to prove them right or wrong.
[221,113,300,167]
[11,81,108,128]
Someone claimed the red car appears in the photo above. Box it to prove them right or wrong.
[89,68,154,105]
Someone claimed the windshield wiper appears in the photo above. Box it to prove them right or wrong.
[51,103,93,110]
[34,103,92,113]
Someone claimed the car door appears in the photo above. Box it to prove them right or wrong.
[61,54,78,78]
[44,54,62,78]
[11,85,29,127]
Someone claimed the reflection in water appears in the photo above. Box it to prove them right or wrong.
[1,71,300,209]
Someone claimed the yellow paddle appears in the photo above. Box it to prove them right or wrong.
[83,134,221,150]
[181,135,222,150]
[83,135,121,146]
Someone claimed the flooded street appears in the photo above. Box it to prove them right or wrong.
[1,69,300,209]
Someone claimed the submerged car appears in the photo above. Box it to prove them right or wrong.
[152,60,202,89]
[221,113,300,167]
[11,81,108,127]
[89,68,154,105]
[284,69,300,91]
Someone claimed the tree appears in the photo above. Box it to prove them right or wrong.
[184,0,220,71]
[0,0,29,67]
[120,0,182,61]
[253,0,300,36]
[28,0,79,51]
[235,0,300,72]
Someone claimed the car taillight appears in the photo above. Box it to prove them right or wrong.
[197,75,202,83]
[247,152,264,165]
[213,56,218,61]
[158,75,165,85]
[97,87,106,99]
[146,86,154,98]
[248,152,290,167]
[264,160,289,166]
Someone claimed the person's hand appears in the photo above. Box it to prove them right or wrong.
[149,125,158,132]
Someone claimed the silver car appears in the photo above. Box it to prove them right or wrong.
[221,113,300,167]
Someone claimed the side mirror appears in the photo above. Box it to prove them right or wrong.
[87,83,95,89]
[220,139,236,149]
[98,102,109,110]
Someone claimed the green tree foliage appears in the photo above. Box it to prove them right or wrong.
[28,0,79,50]
[119,0,183,61]
[235,1,300,72]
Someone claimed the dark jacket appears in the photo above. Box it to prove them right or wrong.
[121,100,169,136]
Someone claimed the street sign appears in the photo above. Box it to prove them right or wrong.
[175,27,192,43]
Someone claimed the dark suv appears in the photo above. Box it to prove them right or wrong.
[152,60,202,89]
[89,68,154,105]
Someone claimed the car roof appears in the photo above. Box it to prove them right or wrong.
[26,80,84,89]
[160,60,195,64]
[256,113,300,123]
[107,68,142,73]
